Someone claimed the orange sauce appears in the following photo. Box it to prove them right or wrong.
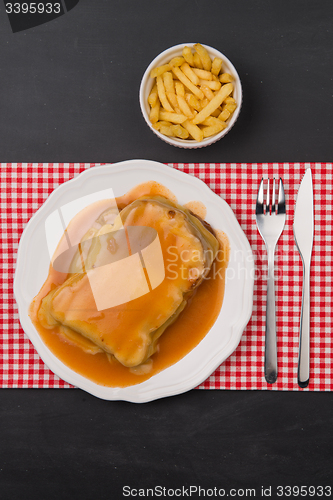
[29,181,229,388]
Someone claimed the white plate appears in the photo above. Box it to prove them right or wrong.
[14,160,254,402]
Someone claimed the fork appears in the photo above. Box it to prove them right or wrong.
[256,177,286,384]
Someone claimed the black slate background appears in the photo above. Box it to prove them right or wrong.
[0,1,332,498]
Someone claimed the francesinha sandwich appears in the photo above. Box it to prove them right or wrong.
[36,195,220,368]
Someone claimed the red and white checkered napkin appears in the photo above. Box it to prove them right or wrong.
[1,163,332,391]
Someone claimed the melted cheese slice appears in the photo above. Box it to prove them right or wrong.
[38,196,219,367]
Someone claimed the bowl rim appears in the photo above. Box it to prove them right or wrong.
[139,42,243,149]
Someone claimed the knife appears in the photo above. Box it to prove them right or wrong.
[293,168,314,388]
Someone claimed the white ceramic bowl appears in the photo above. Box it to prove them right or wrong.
[139,43,242,149]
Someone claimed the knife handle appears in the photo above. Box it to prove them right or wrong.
[264,248,278,384]
[298,262,310,388]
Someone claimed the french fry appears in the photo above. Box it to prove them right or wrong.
[150,64,171,78]
[166,92,180,112]
[200,85,215,101]
[170,124,189,139]
[192,68,213,80]
[159,125,175,137]
[182,46,194,66]
[225,102,237,113]
[193,52,203,69]
[211,57,223,76]
[218,109,231,121]
[182,119,204,142]
[155,122,189,139]
[159,110,187,123]
[210,108,222,117]
[163,72,175,94]
[198,79,221,90]
[171,66,204,100]
[192,83,233,124]
[202,121,227,138]
[168,56,185,67]
[180,62,200,85]
[201,116,226,127]
[148,84,158,107]
[194,43,212,71]
[219,73,233,83]
[153,120,172,130]
[176,95,195,119]
[156,75,174,112]
[225,96,236,104]
[200,97,209,109]
[149,100,160,124]
[185,93,201,112]
[223,97,237,113]
[175,81,185,97]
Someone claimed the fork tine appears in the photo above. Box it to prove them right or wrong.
[255,178,264,214]
[278,178,286,214]
[272,178,276,213]
[266,178,270,214]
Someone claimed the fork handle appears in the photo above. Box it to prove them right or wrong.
[298,262,310,388]
[265,247,278,384]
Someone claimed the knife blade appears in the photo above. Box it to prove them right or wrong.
[293,168,314,388]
